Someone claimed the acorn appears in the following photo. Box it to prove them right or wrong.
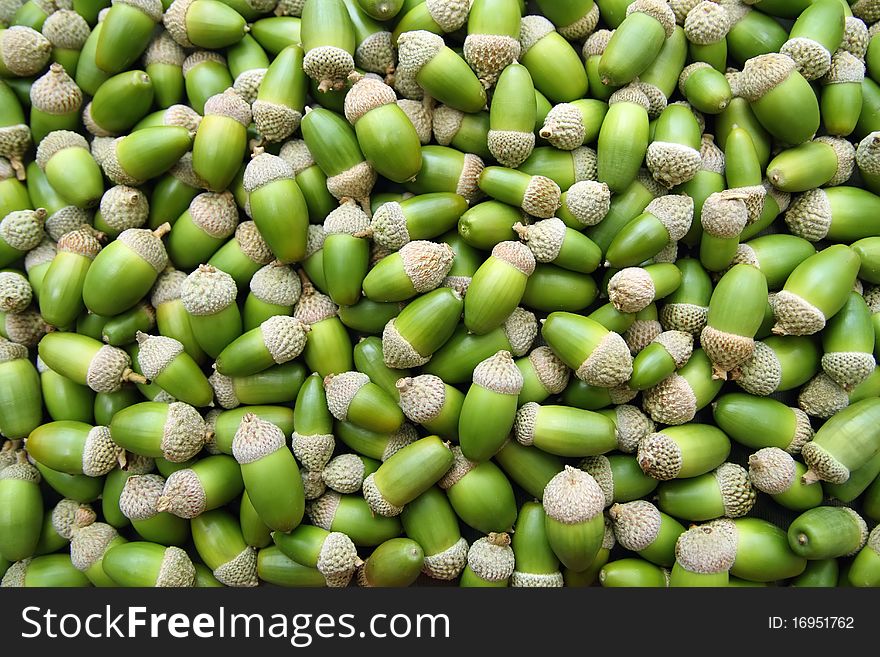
[541,312,632,388]
[396,374,463,441]
[320,199,370,307]
[342,0,395,76]
[462,0,521,88]
[271,524,359,587]
[335,420,417,465]
[657,462,757,522]
[353,334,407,400]
[788,506,868,561]
[84,70,155,137]
[629,330,694,391]
[277,140,337,225]
[438,445,516,533]
[597,86,651,194]
[801,397,880,485]
[729,234,816,290]
[609,500,686,568]
[669,521,737,587]
[180,264,243,359]
[579,452,659,507]
[0,339,40,439]
[293,274,353,377]
[208,221,276,291]
[600,0,676,87]
[192,88,252,192]
[432,104,491,159]
[166,193,238,270]
[93,184,148,239]
[214,316,308,379]
[518,15,587,102]
[101,542,195,587]
[244,261,301,327]
[191,509,258,587]
[324,370,404,436]
[118,473,190,545]
[642,348,723,425]
[182,51,233,116]
[1,308,48,349]
[821,52,866,138]
[604,194,693,269]
[747,447,824,512]
[848,525,880,587]
[134,332,212,408]
[713,393,813,455]
[463,241,535,335]
[143,31,187,110]
[514,402,617,458]
[364,243,453,306]
[785,186,880,244]
[542,466,605,572]
[35,131,103,208]
[82,224,170,317]
[515,345,570,406]
[731,335,820,396]
[107,401,205,464]
[101,127,195,190]
[38,356,96,424]
[820,291,876,391]
[24,421,120,478]
[556,180,611,232]
[0,25,51,77]
[68,521,127,586]
[28,63,82,145]
[356,537,423,587]
[321,453,378,494]
[249,45,306,143]
[0,270,31,316]
[779,0,844,82]
[678,62,732,115]
[486,62,535,168]
[508,501,562,588]
[608,263,682,315]
[38,331,147,394]
[683,1,730,72]
[94,0,163,73]
[164,0,248,51]
[405,145,484,203]
[772,244,861,336]
[637,423,731,481]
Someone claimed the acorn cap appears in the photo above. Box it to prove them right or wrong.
[397,29,444,79]
[797,372,849,419]
[701,190,748,238]
[134,332,181,381]
[249,262,300,307]
[824,50,865,88]
[393,65,424,100]
[814,137,855,187]
[46,206,92,242]
[51,499,96,540]
[213,546,259,587]
[181,264,238,316]
[324,199,370,237]
[558,0,600,39]
[514,218,565,263]
[0,337,26,364]
[502,307,538,357]
[628,0,676,37]
[739,53,797,102]
[423,0,469,31]
[519,15,554,56]
[700,325,755,377]
[487,130,536,169]
[608,267,655,314]
[466,533,515,582]
[185,191,238,240]
[729,340,781,396]
[512,402,539,447]
[576,330,633,388]
[322,454,366,494]
[856,131,880,177]
[41,10,89,50]
[563,180,611,227]
[1,561,27,587]
[99,185,149,232]
[182,50,226,78]
[356,30,395,76]
[422,535,469,580]
[854,0,880,24]
[647,141,702,189]
[2,309,49,348]
[382,422,418,461]
[362,471,404,517]
[260,315,309,364]
[615,404,658,453]
[233,68,267,105]
[277,139,315,176]
[80,426,121,477]
[0,26,51,76]
[643,374,697,425]
[399,241,456,293]
[253,97,301,143]
[301,468,326,500]
[684,1,730,44]
[675,521,737,575]
[608,85,651,112]
[543,465,604,524]
[120,473,166,521]
[144,30,187,68]
[290,432,334,471]
[150,269,185,308]
[472,350,524,395]
[70,522,119,572]
[0,271,31,314]
[822,351,876,391]
[303,44,355,93]
[715,463,757,516]
[432,105,464,146]
[204,88,252,127]
[91,136,116,168]
[369,202,409,249]
[153,545,195,587]
[396,374,446,425]
[462,34,520,88]
[344,77,396,125]
[771,289,826,336]
[117,227,170,273]
[637,432,683,480]
[645,195,694,242]
[527,346,570,395]
[324,371,370,422]
[0,209,46,252]
[456,153,485,203]
[84,344,132,393]
[326,160,377,203]
[157,402,206,462]
[232,412,285,465]
[609,500,662,552]
[747,447,796,495]
[163,0,198,48]
[234,221,275,266]
[578,456,613,506]
[436,444,476,490]
[293,281,338,325]
[30,63,83,115]
[396,99,433,145]
[781,36,831,81]
[801,439,850,485]
[316,531,359,587]
[841,17,869,59]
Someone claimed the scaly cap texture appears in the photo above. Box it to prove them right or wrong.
[730,340,781,396]
[423,536,468,580]
[772,289,826,336]
[321,454,366,494]
[260,315,309,364]
[290,432,334,472]
[188,191,238,239]
[400,240,456,293]
[637,431,683,480]
[608,267,655,314]
[575,331,633,388]
[514,218,566,263]
[472,350,524,395]
[213,547,259,587]
[674,521,737,574]
[613,404,657,453]
[181,265,238,316]
[490,240,536,276]
[715,463,756,517]
[562,180,611,227]
[249,262,300,306]
[120,473,166,521]
[232,412,285,465]
[396,375,446,425]
[81,426,121,477]
[69,522,118,571]
[527,346,570,395]
[466,533,515,582]
[117,227,169,273]
[578,456,613,506]
[160,402,207,462]
[51,499,96,540]
[0,208,46,252]
[543,466,604,524]
[609,500,662,552]
[643,374,697,425]
[628,0,676,38]
[797,373,849,419]
[747,447,795,495]
[646,194,694,242]
[0,26,51,76]
[324,372,370,421]
[30,63,82,115]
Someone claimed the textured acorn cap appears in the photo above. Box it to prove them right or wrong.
[527,346,570,395]
[700,325,755,378]
[421,0,469,31]
[155,467,211,517]
[437,445,477,490]
[730,340,781,396]
[83,344,131,393]
[614,404,658,454]
[431,105,464,147]
[0,208,46,252]
[823,50,865,90]
[713,462,756,516]
[299,468,325,500]
[575,330,633,388]
[700,190,747,239]
[213,546,259,587]
[781,36,832,81]
[539,104,585,152]
[231,412,285,466]
[2,308,49,347]
[355,30,395,77]
[232,68,267,106]
[514,218,565,263]
[277,140,314,177]
[323,199,370,237]
[149,268,185,308]
[562,180,611,227]
[182,50,225,79]
[577,456,613,506]
[293,281,337,325]
[653,330,694,369]
[181,265,238,316]
[312,530,358,587]
[381,318,430,369]
[369,201,409,250]
[451,153,484,203]
[378,423,417,462]
[608,267,655,314]
[392,99,430,146]
[609,500,662,552]
[674,521,737,574]
[134,332,182,381]
[303,44,356,92]
[645,194,694,242]
[489,241,535,279]
[519,15,554,55]
[822,351,876,391]
[152,545,195,587]
[797,372,849,419]
[234,221,274,265]
[543,465,605,524]
[517,175,559,219]
[288,430,333,472]
[472,350,524,395]
[854,0,880,23]
[558,0,600,39]
[643,374,697,425]
[144,30,186,69]
[628,0,676,38]
[1,560,28,587]
[116,227,170,274]
[246,263,299,307]
[45,206,91,242]
[392,64,424,100]
[512,402,539,447]
[326,160,377,204]
[739,53,797,102]
[396,240,456,293]
[203,88,252,127]
[163,0,197,48]
[857,131,880,177]
[841,17,870,59]
[99,185,149,232]
[637,431,684,480]
[321,454,366,494]
[0,25,51,76]
[417,534,466,580]
[501,307,538,356]
[208,371,238,408]
[80,425,121,477]
[684,1,730,44]
[51,499,96,540]
[30,63,83,115]
[624,317,661,354]
[362,471,404,517]
[324,371,370,422]
[813,137,856,188]
[252,98,301,143]
[119,473,165,521]
[747,447,796,495]
[462,34,520,88]
[0,271,31,314]
[0,336,26,364]
[487,129,536,169]
[158,402,207,462]
[258,315,308,364]
[69,522,120,572]
[771,289,826,336]
[465,532,514,582]
[396,374,446,425]
[343,76,396,125]
[180,192,237,241]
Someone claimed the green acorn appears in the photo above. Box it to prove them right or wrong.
[135,332,213,407]
[463,241,534,336]
[144,32,187,110]
[324,370,404,436]
[35,132,103,208]
[182,51,232,116]
[335,420,417,465]
[579,452,659,506]
[604,194,693,269]
[678,62,732,115]
[747,447,824,512]
[657,462,757,521]
[0,157,30,218]
[208,221,276,292]
[780,0,845,82]
[785,186,880,244]
[514,346,570,407]
[362,241,454,305]
[509,501,562,587]
[292,275,353,377]
[642,348,723,425]
[84,70,155,137]
[396,374,464,441]
[514,402,617,458]
[214,316,308,378]
[683,1,730,72]
[69,521,127,586]
[739,53,820,145]
[192,88,252,193]
[518,15,587,102]
[254,545,326,587]
[730,234,817,290]
[152,455,242,522]
[542,465,605,572]
[164,0,248,50]
[38,331,147,393]
[0,453,43,561]
[556,180,611,231]
[513,218,600,275]
[82,224,170,317]
[109,400,207,462]
[118,473,191,545]
[598,558,668,588]
[341,0,395,77]
[600,0,675,87]
[713,393,814,454]
[801,397,880,484]
[541,312,632,388]
[320,453,378,494]
[767,137,855,194]
[487,61,535,168]
[609,500,686,568]
[731,335,820,396]
[824,450,880,504]
[33,460,104,503]
[788,506,868,560]
[205,405,295,456]
[39,229,102,330]
[209,360,306,410]
[191,509,259,586]
[28,63,82,145]
[251,44,307,143]
[0,25,51,78]
[849,525,880,587]
[772,244,861,336]
[356,537,423,587]
[353,335,408,399]
[25,239,57,301]
[655,259,709,333]
[94,0,163,73]
[540,99,607,151]
[391,0,469,41]
[438,445,516,533]
[629,330,694,391]
[431,105,491,159]
[35,498,96,556]
[607,263,682,315]
[396,29,486,113]
[180,264,242,359]
[820,291,876,390]
[597,86,651,194]
[101,127,195,190]
[271,524,359,587]
[724,2,789,65]
[462,0,522,88]
[101,454,156,529]
[150,268,208,365]
[581,29,617,101]
[404,145,483,203]
[517,145,598,193]
[301,0,355,92]
[93,185,148,239]
[102,542,195,587]
[249,14,302,53]
[148,153,205,230]
[167,192,238,270]
[38,358,96,424]
[669,521,736,587]
[25,421,121,477]
[319,199,370,307]
[637,423,730,481]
